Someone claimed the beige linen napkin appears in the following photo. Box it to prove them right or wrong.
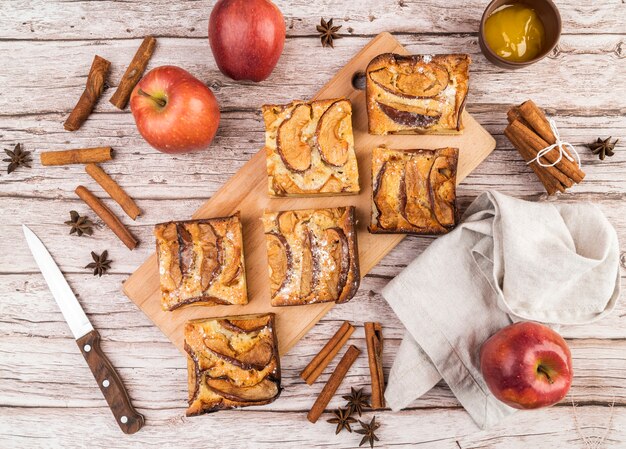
[382,191,621,429]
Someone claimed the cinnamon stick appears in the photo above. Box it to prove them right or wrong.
[518,100,556,144]
[75,185,138,250]
[507,107,529,127]
[85,163,142,220]
[504,128,563,195]
[508,120,585,183]
[64,55,111,131]
[364,322,385,409]
[109,37,157,110]
[300,321,355,385]
[307,345,360,423]
[40,147,113,166]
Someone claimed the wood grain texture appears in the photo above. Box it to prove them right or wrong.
[1,0,625,447]
[123,32,496,355]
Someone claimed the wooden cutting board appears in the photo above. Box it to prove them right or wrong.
[123,32,496,355]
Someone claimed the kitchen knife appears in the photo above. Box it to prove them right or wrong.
[23,225,144,434]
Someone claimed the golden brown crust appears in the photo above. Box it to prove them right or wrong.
[262,99,360,197]
[366,54,470,135]
[154,213,248,311]
[369,147,459,234]
[184,313,281,416]
[263,207,360,306]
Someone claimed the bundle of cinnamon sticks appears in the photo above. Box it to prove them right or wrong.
[505,100,585,195]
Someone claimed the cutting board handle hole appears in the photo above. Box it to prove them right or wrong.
[351,71,366,90]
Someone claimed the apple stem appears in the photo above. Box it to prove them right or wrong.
[537,365,554,384]
[137,88,167,108]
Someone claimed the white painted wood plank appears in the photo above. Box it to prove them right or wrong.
[1,326,623,409]
[3,0,625,39]
[0,34,624,115]
[0,404,623,449]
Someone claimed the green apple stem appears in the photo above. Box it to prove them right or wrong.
[537,365,554,384]
[137,89,167,108]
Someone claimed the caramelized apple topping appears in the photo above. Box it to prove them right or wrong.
[430,156,456,226]
[198,223,220,290]
[266,232,291,296]
[403,156,435,228]
[369,63,449,98]
[278,211,298,234]
[377,102,440,128]
[316,100,351,167]
[219,232,242,286]
[276,104,313,172]
[324,227,349,300]
[156,223,182,290]
[373,161,406,230]
[204,378,279,403]
[218,316,269,333]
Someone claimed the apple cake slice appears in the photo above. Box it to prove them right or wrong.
[366,54,470,135]
[262,98,360,196]
[370,147,459,234]
[263,206,360,306]
[154,212,247,311]
[184,313,281,416]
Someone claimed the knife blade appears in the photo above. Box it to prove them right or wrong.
[23,225,144,434]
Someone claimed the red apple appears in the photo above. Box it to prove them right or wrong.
[130,66,220,153]
[209,0,285,82]
[480,321,573,409]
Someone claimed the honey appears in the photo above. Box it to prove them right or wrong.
[484,3,546,62]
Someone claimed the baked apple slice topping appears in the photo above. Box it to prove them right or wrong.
[403,155,435,229]
[276,103,313,172]
[278,211,298,234]
[219,233,242,286]
[373,161,405,230]
[198,223,221,290]
[266,232,292,296]
[156,223,182,290]
[299,231,314,297]
[218,316,270,334]
[203,336,273,371]
[429,155,456,226]
[376,102,440,128]
[369,62,449,98]
[237,340,275,369]
[324,227,350,300]
[204,378,279,403]
[176,223,195,275]
[316,100,351,167]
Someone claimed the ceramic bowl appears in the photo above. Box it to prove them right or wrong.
[478,0,562,69]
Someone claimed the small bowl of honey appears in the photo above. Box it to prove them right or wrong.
[479,0,561,69]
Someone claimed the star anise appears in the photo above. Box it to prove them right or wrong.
[588,137,618,160]
[327,407,356,434]
[3,143,32,174]
[343,387,370,417]
[317,18,342,48]
[65,210,94,237]
[355,416,381,448]
[86,250,112,277]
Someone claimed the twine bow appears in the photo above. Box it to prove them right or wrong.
[527,118,581,168]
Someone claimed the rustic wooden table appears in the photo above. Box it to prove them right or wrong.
[1,1,625,448]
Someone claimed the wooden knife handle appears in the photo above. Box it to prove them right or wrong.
[76,330,145,434]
